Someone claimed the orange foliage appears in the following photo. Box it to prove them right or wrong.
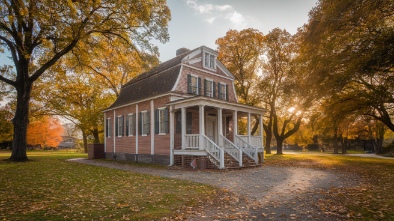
[27,116,64,148]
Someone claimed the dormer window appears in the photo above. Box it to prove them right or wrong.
[204,52,216,69]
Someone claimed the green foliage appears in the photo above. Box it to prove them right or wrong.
[0,151,217,220]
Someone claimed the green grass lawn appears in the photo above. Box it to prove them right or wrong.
[0,151,217,221]
[264,153,394,220]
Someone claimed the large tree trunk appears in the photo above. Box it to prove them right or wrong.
[276,139,283,155]
[341,136,347,154]
[9,81,32,161]
[82,130,88,153]
[92,127,100,144]
[333,127,339,154]
[265,129,272,154]
[263,115,273,154]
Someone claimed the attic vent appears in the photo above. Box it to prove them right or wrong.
[176,48,190,56]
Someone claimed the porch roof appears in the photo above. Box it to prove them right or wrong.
[166,96,266,115]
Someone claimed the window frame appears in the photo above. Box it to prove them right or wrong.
[188,74,200,95]
[204,78,214,97]
[158,107,168,135]
[204,52,216,70]
[106,118,111,138]
[127,114,135,136]
[117,115,124,137]
[219,82,227,100]
[141,111,149,136]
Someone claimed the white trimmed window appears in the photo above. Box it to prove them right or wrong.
[204,79,214,97]
[155,108,169,134]
[106,118,111,137]
[141,111,150,136]
[204,52,216,69]
[218,82,228,100]
[117,115,124,137]
[187,74,200,95]
[127,114,135,136]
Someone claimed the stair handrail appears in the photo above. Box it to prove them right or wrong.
[220,135,242,167]
[201,134,225,169]
[235,135,258,163]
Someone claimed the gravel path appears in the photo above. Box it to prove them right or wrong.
[68,158,359,220]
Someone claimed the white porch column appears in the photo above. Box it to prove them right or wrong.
[104,112,106,152]
[199,105,205,150]
[218,108,223,147]
[181,107,186,149]
[135,104,139,157]
[259,114,264,163]
[233,110,238,142]
[259,114,263,148]
[247,112,251,143]
[150,100,154,155]
[113,110,116,154]
[169,105,174,166]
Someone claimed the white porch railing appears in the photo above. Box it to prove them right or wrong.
[202,135,225,169]
[185,134,199,149]
[220,135,242,167]
[238,135,262,148]
[235,135,258,163]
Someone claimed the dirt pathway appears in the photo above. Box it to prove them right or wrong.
[68,159,359,220]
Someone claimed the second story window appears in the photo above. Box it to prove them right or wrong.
[204,79,215,97]
[218,83,228,101]
[204,52,216,69]
[187,74,201,95]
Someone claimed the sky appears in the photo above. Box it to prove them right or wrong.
[155,0,318,62]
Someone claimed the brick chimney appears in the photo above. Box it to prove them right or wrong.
[176,48,190,56]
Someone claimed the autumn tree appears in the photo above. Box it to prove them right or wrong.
[260,28,308,154]
[67,36,159,97]
[0,0,170,161]
[27,116,63,148]
[299,0,394,132]
[216,29,265,144]
[37,69,114,152]
[216,29,264,106]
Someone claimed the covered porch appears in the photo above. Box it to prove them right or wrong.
[167,97,265,169]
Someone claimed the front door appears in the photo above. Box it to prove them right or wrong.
[206,117,216,143]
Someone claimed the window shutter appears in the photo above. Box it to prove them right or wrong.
[176,112,181,133]
[226,85,229,101]
[115,117,119,136]
[164,108,169,133]
[204,79,207,96]
[213,81,216,97]
[126,115,129,136]
[198,77,201,95]
[138,112,142,135]
[147,111,150,135]
[132,114,136,136]
[121,116,124,136]
[155,109,159,134]
[217,83,221,99]
[106,119,109,137]
[187,74,191,93]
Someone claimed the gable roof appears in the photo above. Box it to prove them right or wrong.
[107,51,188,109]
